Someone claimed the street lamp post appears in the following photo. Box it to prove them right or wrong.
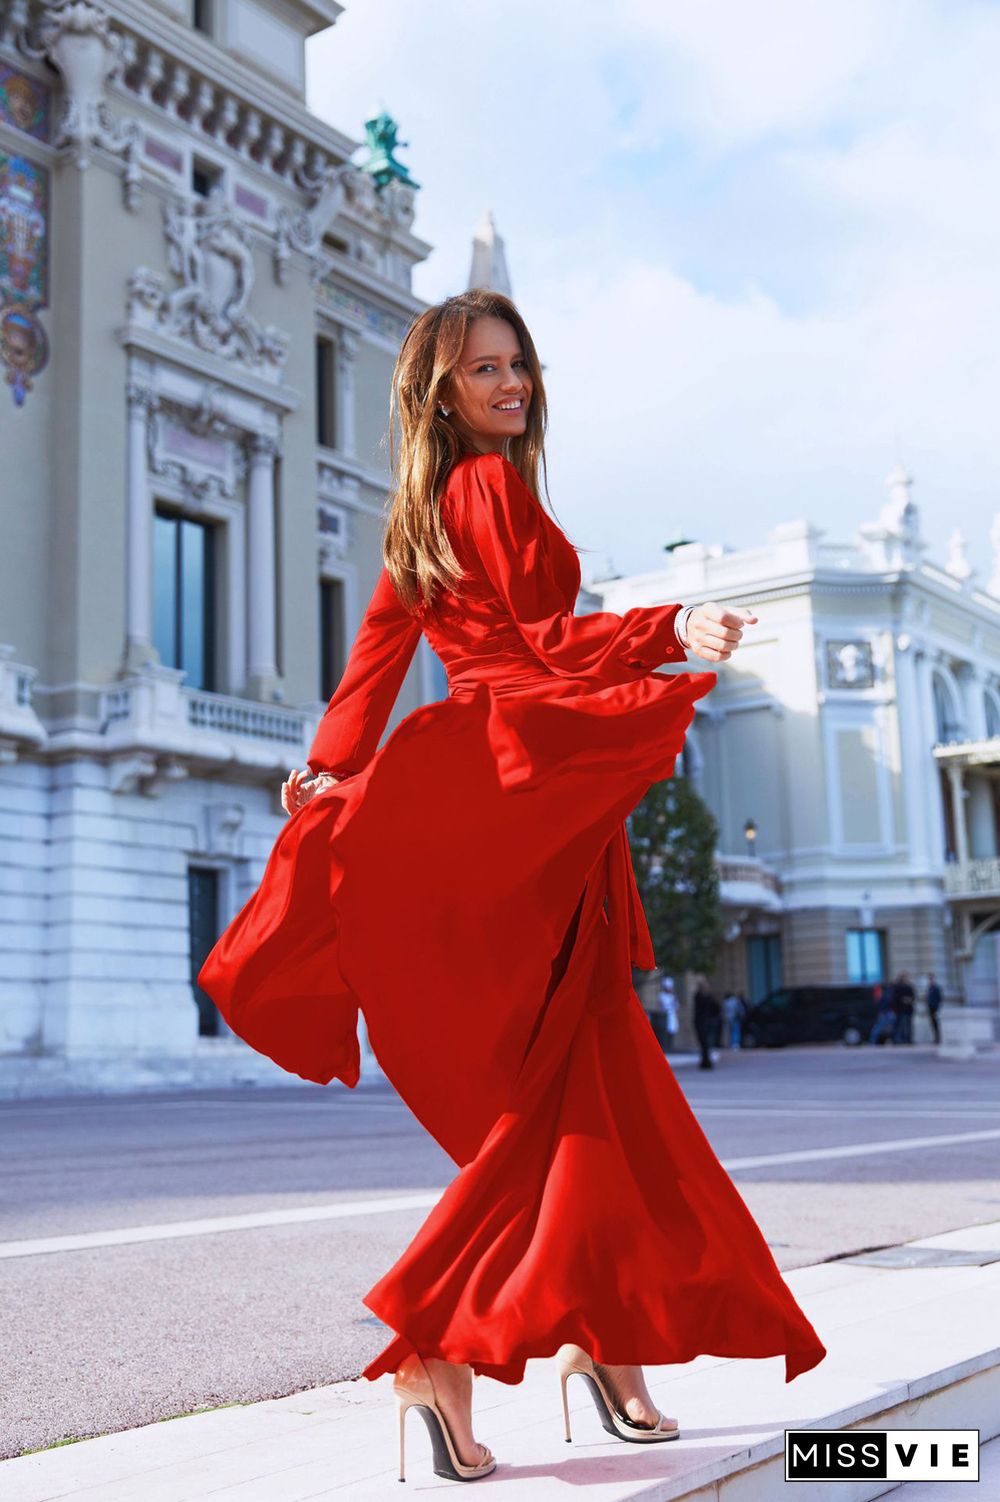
[744,818,757,861]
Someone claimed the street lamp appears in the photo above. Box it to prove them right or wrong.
[744,818,757,860]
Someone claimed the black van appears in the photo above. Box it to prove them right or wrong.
[742,985,880,1048]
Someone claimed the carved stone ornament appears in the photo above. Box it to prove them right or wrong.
[127,191,289,376]
[21,0,142,208]
[273,159,355,285]
[826,639,875,690]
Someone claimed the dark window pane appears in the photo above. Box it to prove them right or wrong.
[316,338,336,448]
[319,577,345,701]
[180,519,205,688]
[154,512,178,669]
[188,867,221,1037]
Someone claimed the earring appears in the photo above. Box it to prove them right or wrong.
[438,405,451,417]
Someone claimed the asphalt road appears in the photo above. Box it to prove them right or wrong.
[2,1043,998,1459]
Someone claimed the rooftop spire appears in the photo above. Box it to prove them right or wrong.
[467,209,512,297]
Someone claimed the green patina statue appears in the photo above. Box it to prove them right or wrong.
[358,108,420,192]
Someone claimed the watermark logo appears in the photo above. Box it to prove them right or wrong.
[784,1429,979,1482]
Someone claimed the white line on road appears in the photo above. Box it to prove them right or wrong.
[724,1126,1000,1171]
[3,1128,999,1261]
[0,1193,443,1261]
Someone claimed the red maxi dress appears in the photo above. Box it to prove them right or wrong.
[199,451,827,1386]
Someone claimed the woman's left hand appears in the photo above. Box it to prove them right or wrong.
[685,603,758,662]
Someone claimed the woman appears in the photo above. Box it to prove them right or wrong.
[199,290,827,1484]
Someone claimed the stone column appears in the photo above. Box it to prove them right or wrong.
[247,434,280,695]
[914,646,947,866]
[123,381,159,672]
[893,634,932,871]
[945,763,970,867]
[334,328,360,459]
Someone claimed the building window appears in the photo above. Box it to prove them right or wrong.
[931,673,962,744]
[192,0,213,34]
[319,577,346,701]
[188,867,222,1037]
[427,646,449,701]
[846,927,887,983]
[154,509,217,690]
[316,337,336,448]
[747,933,781,1003]
[986,692,1000,740]
[191,157,223,198]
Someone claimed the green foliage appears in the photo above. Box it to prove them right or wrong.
[627,772,724,977]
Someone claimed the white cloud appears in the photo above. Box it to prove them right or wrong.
[306,1,1000,583]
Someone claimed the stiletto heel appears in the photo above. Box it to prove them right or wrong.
[555,1344,681,1445]
[397,1393,408,1482]
[560,1366,572,1443]
[392,1353,497,1482]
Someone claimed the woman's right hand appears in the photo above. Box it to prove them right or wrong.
[281,768,341,816]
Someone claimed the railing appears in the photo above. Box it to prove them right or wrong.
[714,854,781,895]
[944,859,1000,897]
[184,689,307,745]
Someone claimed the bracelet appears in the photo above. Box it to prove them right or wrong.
[675,604,694,650]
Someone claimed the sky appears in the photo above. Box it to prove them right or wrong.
[306,0,1000,584]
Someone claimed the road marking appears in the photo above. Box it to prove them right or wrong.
[724,1127,1000,1171]
[3,1128,1000,1261]
[0,1193,443,1261]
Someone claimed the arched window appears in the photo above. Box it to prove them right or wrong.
[932,673,962,743]
[986,691,1000,740]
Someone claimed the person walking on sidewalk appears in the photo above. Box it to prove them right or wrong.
[722,989,746,1049]
[198,290,826,1484]
[891,971,915,1045]
[868,979,897,1046]
[658,971,679,1051]
[694,984,722,1069]
[925,973,943,1045]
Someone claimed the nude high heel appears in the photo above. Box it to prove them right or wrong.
[556,1344,681,1444]
[393,1353,497,1483]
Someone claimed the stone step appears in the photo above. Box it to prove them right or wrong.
[3,1220,999,1500]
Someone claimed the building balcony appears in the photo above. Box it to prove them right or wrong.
[93,668,320,794]
[714,854,782,912]
[0,647,46,762]
[943,859,1000,900]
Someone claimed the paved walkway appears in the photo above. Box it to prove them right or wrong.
[3,1220,998,1501]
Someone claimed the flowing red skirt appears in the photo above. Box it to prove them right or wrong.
[199,666,827,1385]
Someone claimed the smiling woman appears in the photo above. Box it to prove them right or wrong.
[197,289,821,1486]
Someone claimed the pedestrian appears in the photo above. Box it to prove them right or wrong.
[721,990,745,1049]
[891,971,915,1045]
[197,290,826,1482]
[658,972,679,1051]
[925,972,942,1045]
[694,984,722,1069]
[868,980,897,1045]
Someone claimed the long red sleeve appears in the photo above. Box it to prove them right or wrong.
[459,453,688,682]
[306,566,422,778]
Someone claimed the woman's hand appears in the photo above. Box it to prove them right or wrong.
[685,603,758,662]
[281,768,341,816]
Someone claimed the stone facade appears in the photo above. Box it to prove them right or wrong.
[0,0,441,1085]
[593,468,1000,1038]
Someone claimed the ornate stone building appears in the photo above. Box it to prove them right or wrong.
[0,0,446,1087]
[589,467,1000,1045]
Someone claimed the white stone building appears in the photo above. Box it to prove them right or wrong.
[0,0,452,1088]
[587,466,1000,1041]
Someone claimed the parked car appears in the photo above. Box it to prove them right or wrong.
[742,985,880,1047]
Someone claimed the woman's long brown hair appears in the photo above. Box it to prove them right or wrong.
[381,289,559,617]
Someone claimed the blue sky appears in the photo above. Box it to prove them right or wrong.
[307,1,1000,584]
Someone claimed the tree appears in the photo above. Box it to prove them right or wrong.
[627,773,724,977]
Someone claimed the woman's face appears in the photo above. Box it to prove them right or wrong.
[443,315,532,453]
